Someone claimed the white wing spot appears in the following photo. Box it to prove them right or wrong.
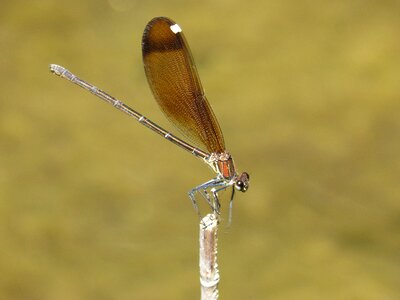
[170,24,182,34]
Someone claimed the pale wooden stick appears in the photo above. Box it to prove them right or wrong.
[199,214,220,300]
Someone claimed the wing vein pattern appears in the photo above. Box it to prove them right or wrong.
[142,17,225,154]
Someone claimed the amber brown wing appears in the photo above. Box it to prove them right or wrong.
[142,17,225,154]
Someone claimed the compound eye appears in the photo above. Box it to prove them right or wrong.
[235,180,244,191]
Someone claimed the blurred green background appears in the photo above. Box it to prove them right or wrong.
[1,0,399,299]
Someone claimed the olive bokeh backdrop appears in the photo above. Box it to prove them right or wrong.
[1,1,399,299]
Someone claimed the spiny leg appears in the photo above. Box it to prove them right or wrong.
[198,188,213,210]
[188,178,223,219]
[188,192,202,220]
[210,188,221,214]
[208,182,232,214]
[188,178,226,219]
[201,188,223,215]
[211,182,235,220]
[228,186,236,226]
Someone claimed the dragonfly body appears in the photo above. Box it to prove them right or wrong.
[50,16,249,219]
